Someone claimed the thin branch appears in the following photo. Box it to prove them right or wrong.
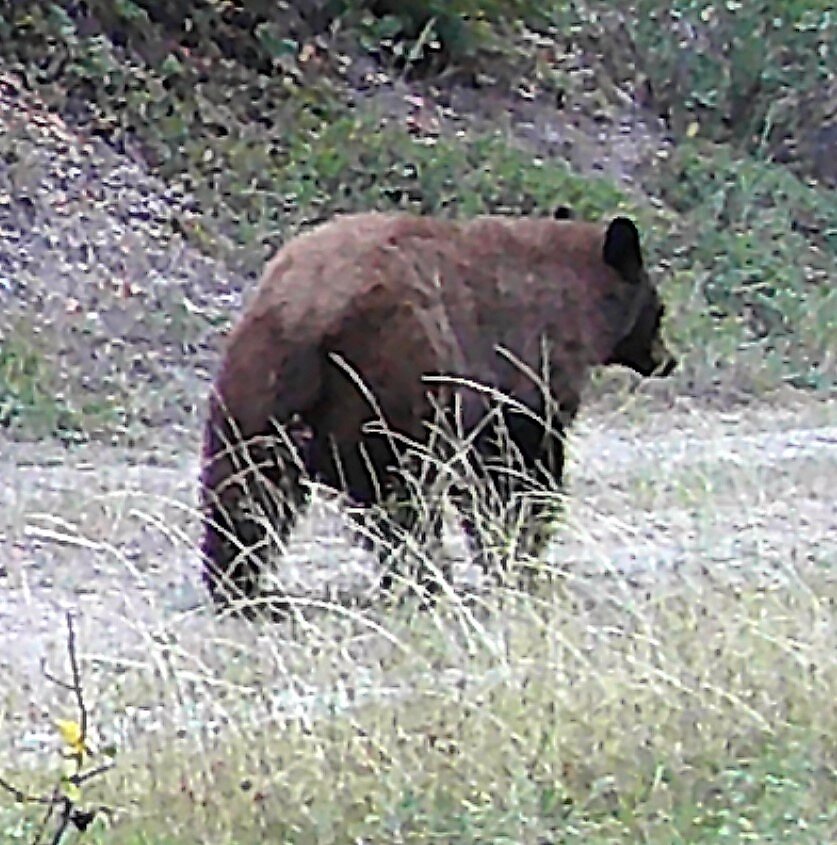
[40,664,75,693]
[65,612,88,743]
[32,786,62,845]
[71,762,115,786]
[48,796,73,845]
[0,774,54,805]
[4,612,112,844]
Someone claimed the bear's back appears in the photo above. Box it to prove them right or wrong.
[244,213,458,335]
[244,212,610,342]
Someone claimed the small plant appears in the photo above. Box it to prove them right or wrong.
[0,613,114,842]
[0,328,122,441]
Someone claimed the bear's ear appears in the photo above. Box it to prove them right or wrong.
[553,205,574,220]
[603,216,643,280]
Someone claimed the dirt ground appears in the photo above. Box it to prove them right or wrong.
[1,393,835,762]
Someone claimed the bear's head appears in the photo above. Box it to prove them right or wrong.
[601,217,677,378]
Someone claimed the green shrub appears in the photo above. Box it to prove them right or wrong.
[541,1,834,164]
[338,0,550,70]
[274,111,629,223]
[647,142,836,389]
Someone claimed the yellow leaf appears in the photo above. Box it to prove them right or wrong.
[55,718,92,759]
[686,121,700,138]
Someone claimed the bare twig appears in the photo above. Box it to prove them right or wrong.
[48,797,72,845]
[0,775,53,805]
[32,786,62,845]
[39,666,75,693]
[71,763,115,786]
[64,612,89,750]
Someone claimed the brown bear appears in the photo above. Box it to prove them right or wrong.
[200,211,676,608]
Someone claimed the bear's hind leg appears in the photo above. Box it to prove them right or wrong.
[202,425,309,614]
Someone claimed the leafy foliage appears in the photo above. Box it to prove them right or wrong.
[541,1,835,177]
[649,143,836,388]
[338,0,549,70]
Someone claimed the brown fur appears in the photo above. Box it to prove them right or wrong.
[201,212,676,607]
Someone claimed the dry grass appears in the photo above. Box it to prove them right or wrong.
[1,397,835,843]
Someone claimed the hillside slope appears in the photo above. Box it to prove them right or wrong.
[0,1,834,443]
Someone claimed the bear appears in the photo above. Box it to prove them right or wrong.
[199,210,676,609]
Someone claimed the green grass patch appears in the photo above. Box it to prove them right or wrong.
[274,110,629,225]
[2,565,833,843]
[0,326,118,441]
